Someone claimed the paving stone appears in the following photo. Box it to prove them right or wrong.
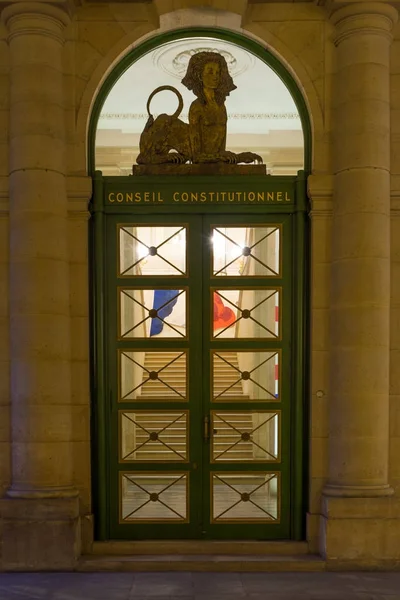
[1,573,400,600]
[241,572,361,593]
[192,572,245,595]
[129,572,193,596]
[0,573,135,600]
[351,574,400,594]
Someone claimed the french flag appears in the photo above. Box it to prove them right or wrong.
[149,291,236,336]
[150,290,179,336]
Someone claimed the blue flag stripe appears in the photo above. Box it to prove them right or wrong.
[150,290,179,336]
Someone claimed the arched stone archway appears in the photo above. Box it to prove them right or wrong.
[74,6,325,177]
[86,18,312,540]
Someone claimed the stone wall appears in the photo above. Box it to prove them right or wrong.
[0,0,399,570]
[390,18,400,499]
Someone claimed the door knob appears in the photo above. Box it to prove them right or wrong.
[203,415,210,441]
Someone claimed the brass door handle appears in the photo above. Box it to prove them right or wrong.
[203,415,210,441]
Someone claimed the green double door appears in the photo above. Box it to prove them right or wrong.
[104,212,296,540]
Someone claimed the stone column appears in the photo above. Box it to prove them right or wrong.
[0,2,79,570]
[322,2,399,564]
[0,17,10,498]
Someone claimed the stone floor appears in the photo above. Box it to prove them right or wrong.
[1,572,400,600]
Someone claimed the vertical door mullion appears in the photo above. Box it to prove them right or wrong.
[201,215,212,535]
[187,216,204,536]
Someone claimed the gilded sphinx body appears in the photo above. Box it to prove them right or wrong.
[136,52,263,167]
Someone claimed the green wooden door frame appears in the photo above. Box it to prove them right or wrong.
[90,172,309,541]
[87,27,312,176]
[88,28,311,541]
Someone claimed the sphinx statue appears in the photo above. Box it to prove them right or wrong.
[136,51,263,166]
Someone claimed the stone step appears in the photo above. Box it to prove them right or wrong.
[134,454,254,460]
[90,540,309,556]
[135,431,253,437]
[135,433,186,439]
[136,392,250,397]
[134,437,254,445]
[143,353,239,357]
[139,375,245,382]
[134,437,255,445]
[140,374,185,379]
[134,449,254,456]
[134,424,252,430]
[79,552,325,573]
[134,421,251,425]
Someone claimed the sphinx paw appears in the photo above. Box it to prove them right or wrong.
[237,152,263,164]
[252,153,263,164]
[168,153,187,164]
[221,151,238,164]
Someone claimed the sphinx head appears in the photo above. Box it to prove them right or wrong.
[181,51,237,105]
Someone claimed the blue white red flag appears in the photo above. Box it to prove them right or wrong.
[150,290,179,336]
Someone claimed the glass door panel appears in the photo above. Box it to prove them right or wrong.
[211,472,280,523]
[210,411,280,463]
[119,225,187,276]
[211,350,280,402]
[120,472,189,522]
[212,288,281,340]
[212,225,281,277]
[119,288,188,339]
[119,350,188,402]
[119,410,189,462]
